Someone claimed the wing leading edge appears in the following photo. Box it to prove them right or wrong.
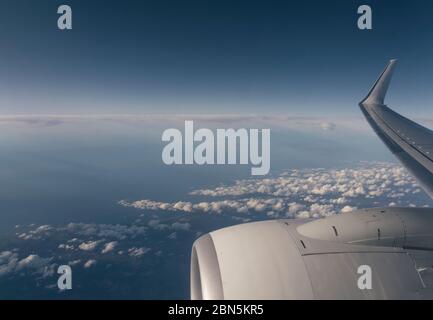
[360,60,433,198]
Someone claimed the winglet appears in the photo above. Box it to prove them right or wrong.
[360,59,398,105]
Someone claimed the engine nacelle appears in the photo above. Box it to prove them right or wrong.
[191,207,433,300]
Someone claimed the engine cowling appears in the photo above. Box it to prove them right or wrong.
[191,207,433,300]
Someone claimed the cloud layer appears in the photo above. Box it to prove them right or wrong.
[120,162,426,219]
[1,161,431,296]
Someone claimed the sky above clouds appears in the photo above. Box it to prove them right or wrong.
[0,0,433,116]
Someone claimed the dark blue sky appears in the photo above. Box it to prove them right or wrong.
[0,0,433,115]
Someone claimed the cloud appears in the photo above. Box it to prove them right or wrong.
[286,202,305,217]
[16,224,53,240]
[34,225,52,233]
[68,259,81,266]
[0,251,54,278]
[65,223,146,240]
[0,113,381,134]
[79,241,101,251]
[341,205,357,213]
[101,241,118,254]
[10,220,158,275]
[0,251,19,278]
[148,219,169,230]
[84,259,97,268]
[17,255,50,271]
[128,247,151,258]
[121,198,301,216]
[320,122,336,131]
[171,222,191,231]
[119,162,426,219]
[120,200,194,213]
[308,203,335,217]
[58,244,74,250]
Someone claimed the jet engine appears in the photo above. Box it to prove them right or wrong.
[191,207,433,299]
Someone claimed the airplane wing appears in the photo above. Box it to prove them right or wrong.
[359,60,433,198]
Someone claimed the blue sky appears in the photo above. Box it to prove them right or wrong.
[1,0,433,115]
